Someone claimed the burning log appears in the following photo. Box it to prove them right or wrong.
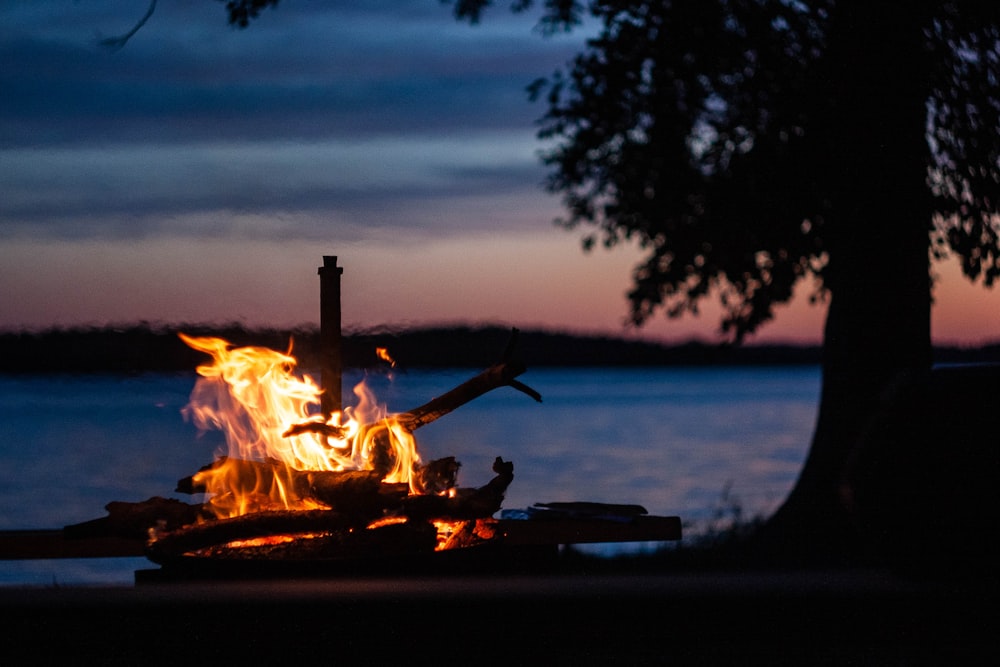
[412,455,460,495]
[145,509,361,562]
[147,458,514,560]
[176,456,403,514]
[176,455,466,513]
[400,457,514,521]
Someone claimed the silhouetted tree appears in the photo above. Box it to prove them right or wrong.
[444,0,1000,565]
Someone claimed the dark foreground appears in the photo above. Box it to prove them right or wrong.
[1,569,994,665]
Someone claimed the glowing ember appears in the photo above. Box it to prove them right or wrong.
[179,334,421,519]
[375,347,397,367]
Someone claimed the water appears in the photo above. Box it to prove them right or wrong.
[0,366,820,585]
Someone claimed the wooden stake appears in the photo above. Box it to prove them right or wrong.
[318,255,343,418]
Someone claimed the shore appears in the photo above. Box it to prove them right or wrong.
[1,568,993,664]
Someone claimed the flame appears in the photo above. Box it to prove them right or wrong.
[179,334,420,518]
[375,347,396,367]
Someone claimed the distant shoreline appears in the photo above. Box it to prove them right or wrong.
[1,323,997,374]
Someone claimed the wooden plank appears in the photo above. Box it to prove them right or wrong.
[0,530,144,560]
[498,516,682,545]
[0,515,680,560]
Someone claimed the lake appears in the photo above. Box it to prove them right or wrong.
[0,366,820,585]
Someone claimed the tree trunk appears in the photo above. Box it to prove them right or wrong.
[757,2,935,566]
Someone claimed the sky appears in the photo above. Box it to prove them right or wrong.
[1,1,998,346]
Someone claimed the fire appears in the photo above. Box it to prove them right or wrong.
[375,347,396,367]
[179,334,420,519]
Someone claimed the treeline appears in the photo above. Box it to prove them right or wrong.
[0,323,997,374]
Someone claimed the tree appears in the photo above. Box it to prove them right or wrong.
[444,0,1000,566]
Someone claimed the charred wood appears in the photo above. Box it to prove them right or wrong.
[144,509,365,563]
[412,456,460,495]
[400,457,514,521]
[63,496,207,540]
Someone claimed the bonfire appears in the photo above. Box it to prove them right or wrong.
[68,329,547,565]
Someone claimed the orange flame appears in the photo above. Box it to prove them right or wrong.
[179,334,420,518]
[375,347,396,367]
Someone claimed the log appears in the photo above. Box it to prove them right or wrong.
[394,360,540,432]
[396,329,541,430]
[283,328,542,438]
[412,456,460,495]
[176,457,405,514]
[145,509,363,562]
[148,458,515,560]
[399,457,514,521]
[63,497,207,540]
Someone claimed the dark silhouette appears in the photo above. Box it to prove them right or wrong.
[0,322,833,373]
[449,0,1000,569]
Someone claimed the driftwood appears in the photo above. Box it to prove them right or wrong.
[283,328,542,439]
[394,360,541,432]
[393,329,541,431]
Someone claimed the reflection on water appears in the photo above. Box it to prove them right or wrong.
[0,366,819,584]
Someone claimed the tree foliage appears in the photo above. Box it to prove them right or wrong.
[218,0,282,27]
[454,1,1000,341]
[927,4,1000,285]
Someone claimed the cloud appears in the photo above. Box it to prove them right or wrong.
[0,1,584,243]
[0,131,551,239]
[0,1,581,148]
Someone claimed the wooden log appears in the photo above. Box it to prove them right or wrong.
[497,515,682,545]
[283,328,542,438]
[0,530,145,560]
[412,456,460,495]
[63,497,206,541]
[394,360,540,432]
[530,502,650,519]
[395,329,542,431]
[175,457,402,513]
[148,458,515,560]
[0,513,682,561]
[175,456,472,514]
[145,509,363,563]
[399,457,514,521]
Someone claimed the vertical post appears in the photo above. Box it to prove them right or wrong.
[318,255,343,419]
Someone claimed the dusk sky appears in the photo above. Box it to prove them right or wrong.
[2,1,998,345]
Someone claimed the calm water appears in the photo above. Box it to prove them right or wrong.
[0,366,820,585]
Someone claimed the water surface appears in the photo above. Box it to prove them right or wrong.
[1,366,820,584]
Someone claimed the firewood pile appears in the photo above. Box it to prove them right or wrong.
[66,336,535,564]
